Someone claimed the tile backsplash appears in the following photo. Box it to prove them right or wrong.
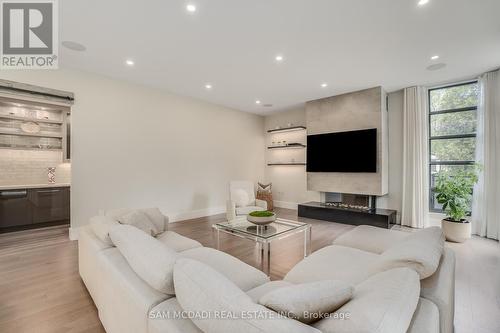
[0,149,71,185]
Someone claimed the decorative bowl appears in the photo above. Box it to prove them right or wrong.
[247,211,276,225]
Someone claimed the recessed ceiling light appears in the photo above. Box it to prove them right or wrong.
[186,4,196,12]
[61,41,86,51]
[275,55,284,62]
[205,84,212,90]
[431,55,440,60]
[125,59,134,66]
[255,100,261,104]
[321,83,328,88]
[418,0,429,6]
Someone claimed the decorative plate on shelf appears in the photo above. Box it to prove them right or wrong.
[20,121,41,133]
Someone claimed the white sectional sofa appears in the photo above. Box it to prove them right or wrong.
[79,208,455,333]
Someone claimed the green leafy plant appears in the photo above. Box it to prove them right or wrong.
[249,210,275,217]
[434,165,480,222]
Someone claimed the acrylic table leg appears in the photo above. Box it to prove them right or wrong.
[261,241,270,276]
[215,228,220,250]
[304,226,312,257]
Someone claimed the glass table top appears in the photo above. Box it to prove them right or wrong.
[214,217,309,239]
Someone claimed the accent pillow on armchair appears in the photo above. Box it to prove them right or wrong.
[256,182,274,211]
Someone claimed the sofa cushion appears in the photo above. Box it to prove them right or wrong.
[333,225,410,254]
[376,227,445,279]
[313,268,420,333]
[118,210,161,236]
[109,224,178,295]
[89,215,120,246]
[407,298,440,333]
[236,205,266,215]
[284,245,378,285]
[246,281,293,303]
[259,280,353,324]
[104,207,167,233]
[149,298,202,333]
[181,247,270,291]
[157,231,202,252]
[174,258,321,333]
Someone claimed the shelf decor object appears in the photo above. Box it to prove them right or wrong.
[48,167,56,183]
[268,143,306,149]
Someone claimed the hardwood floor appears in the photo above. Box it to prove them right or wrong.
[0,208,498,333]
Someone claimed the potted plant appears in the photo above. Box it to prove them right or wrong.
[247,210,276,225]
[434,165,480,242]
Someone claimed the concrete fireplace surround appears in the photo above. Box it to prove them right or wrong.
[306,86,389,196]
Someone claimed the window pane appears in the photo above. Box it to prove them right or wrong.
[430,111,477,137]
[430,164,475,188]
[430,137,476,161]
[430,83,479,112]
[430,191,444,211]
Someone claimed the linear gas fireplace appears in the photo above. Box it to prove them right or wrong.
[298,192,396,229]
[322,192,377,212]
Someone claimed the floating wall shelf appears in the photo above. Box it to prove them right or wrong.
[0,114,63,124]
[267,126,306,133]
[267,163,307,166]
[268,144,306,149]
[0,130,63,138]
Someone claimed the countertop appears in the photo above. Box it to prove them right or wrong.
[0,183,71,191]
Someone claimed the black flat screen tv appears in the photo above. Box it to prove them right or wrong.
[307,128,377,173]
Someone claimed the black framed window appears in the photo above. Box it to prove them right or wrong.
[428,81,479,212]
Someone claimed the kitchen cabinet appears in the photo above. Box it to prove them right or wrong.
[0,186,70,232]
[30,187,70,224]
[0,189,31,227]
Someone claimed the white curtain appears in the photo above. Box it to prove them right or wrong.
[472,70,500,240]
[401,86,429,228]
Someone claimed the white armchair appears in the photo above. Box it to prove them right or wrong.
[226,181,267,221]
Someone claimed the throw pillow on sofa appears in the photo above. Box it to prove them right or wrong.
[104,207,167,233]
[89,215,120,246]
[174,258,321,333]
[109,224,178,295]
[375,226,445,279]
[259,280,353,324]
[118,210,161,236]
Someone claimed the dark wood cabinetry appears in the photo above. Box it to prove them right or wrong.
[0,186,70,232]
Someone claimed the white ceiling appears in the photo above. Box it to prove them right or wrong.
[59,0,500,114]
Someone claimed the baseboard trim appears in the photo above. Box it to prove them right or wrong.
[273,200,299,210]
[169,206,226,223]
[69,226,80,241]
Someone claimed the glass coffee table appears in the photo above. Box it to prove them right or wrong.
[213,217,312,276]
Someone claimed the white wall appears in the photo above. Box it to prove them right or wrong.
[0,69,265,229]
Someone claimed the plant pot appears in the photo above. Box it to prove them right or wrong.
[441,218,471,243]
[247,213,276,226]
